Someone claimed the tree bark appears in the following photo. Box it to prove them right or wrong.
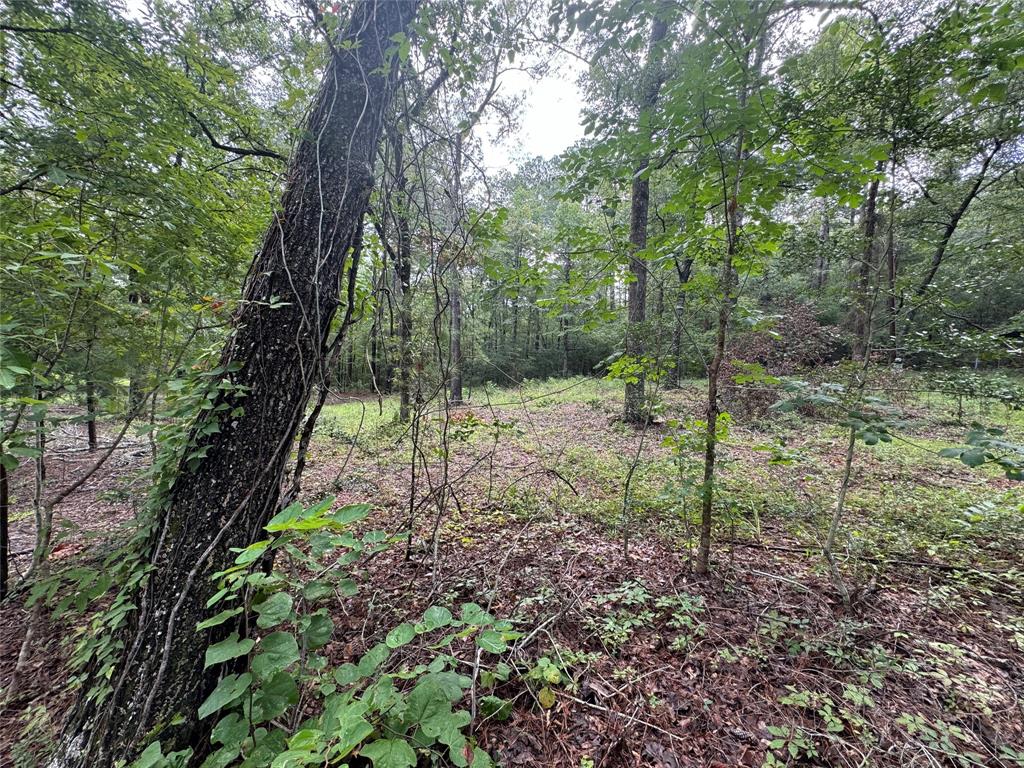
[623,13,669,424]
[48,3,416,765]
[851,173,881,361]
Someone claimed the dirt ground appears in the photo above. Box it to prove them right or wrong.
[2,378,1023,767]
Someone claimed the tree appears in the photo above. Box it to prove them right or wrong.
[623,11,670,424]
[46,2,416,764]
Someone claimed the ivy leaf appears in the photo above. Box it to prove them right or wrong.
[960,448,987,467]
[197,607,242,632]
[360,738,417,768]
[211,712,249,747]
[131,742,164,768]
[250,671,298,723]
[199,673,252,719]
[323,697,374,757]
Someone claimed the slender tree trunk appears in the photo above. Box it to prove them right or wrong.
[696,228,736,574]
[672,255,693,387]
[624,13,668,424]
[390,131,415,421]
[851,173,881,361]
[48,4,415,765]
[904,139,1001,329]
[449,134,465,405]
[450,276,463,403]
[885,206,897,359]
[814,203,830,291]
[85,384,98,452]
[695,21,765,575]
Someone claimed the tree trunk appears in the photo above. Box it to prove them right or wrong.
[449,134,465,405]
[904,139,1002,329]
[851,173,881,361]
[390,130,415,421]
[671,255,693,387]
[696,21,765,575]
[47,3,415,765]
[561,251,572,378]
[623,13,668,424]
[86,383,98,452]
[449,275,464,404]
[814,203,830,292]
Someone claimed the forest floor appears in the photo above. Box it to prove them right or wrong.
[2,373,1023,767]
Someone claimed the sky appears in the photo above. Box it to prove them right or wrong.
[479,55,586,174]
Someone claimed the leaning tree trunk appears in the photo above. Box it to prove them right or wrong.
[48,3,416,766]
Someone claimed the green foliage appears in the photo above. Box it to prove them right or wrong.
[939,423,1024,479]
[122,496,513,768]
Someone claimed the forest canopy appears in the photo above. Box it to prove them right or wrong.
[1,1,1023,767]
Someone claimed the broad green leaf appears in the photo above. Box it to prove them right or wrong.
[199,673,252,719]
[204,633,255,668]
[255,592,293,629]
[360,738,417,768]
[422,605,452,630]
[386,623,416,648]
[252,632,300,679]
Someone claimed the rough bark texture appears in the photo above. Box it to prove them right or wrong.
[623,14,669,424]
[47,3,416,765]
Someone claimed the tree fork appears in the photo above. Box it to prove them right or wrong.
[47,2,417,765]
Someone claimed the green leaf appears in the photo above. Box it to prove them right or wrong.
[255,592,293,628]
[131,741,164,768]
[211,713,249,747]
[537,686,556,709]
[199,673,252,719]
[204,633,255,668]
[476,630,507,654]
[960,448,987,468]
[330,503,371,525]
[323,697,374,757]
[460,603,493,626]
[197,607,242,632]
[422,605,453,630]
[386,623,416,648]
[249,671,298,723]
[252,632,300,679]
[360,738,417,768]
[304,611,333,649]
